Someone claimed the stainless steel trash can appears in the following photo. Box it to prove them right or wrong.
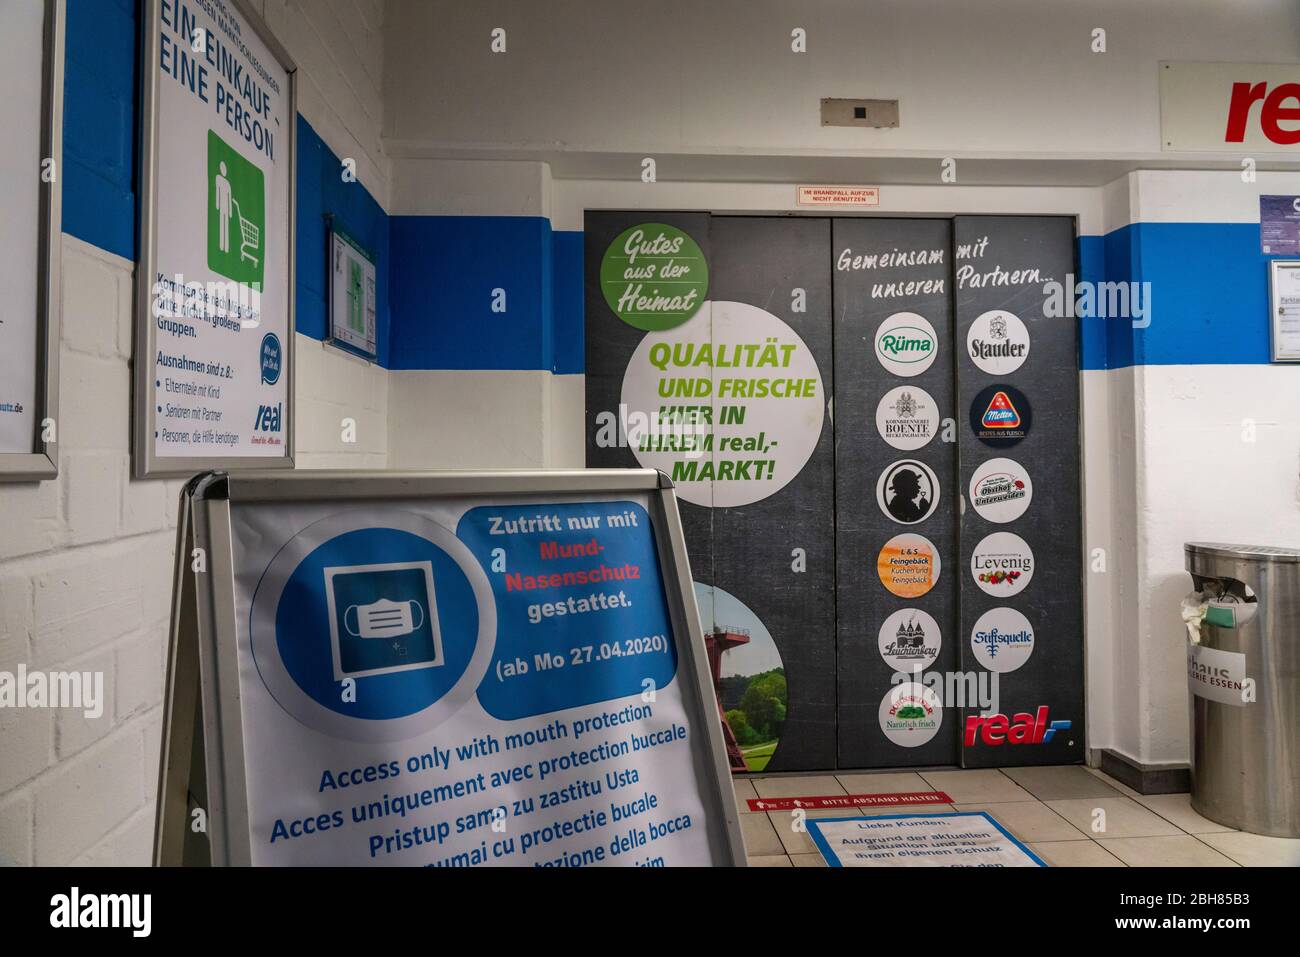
[1184,542,1300,837]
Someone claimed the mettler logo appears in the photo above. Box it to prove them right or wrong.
[964,705,1070,746]
[254,401,283,432]
[980,391,1021,429]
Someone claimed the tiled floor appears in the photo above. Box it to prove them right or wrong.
[737,765,1300,867]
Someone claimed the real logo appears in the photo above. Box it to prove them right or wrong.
[964,706,1071,746]
[254,401,283,432]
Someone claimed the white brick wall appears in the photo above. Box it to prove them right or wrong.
[0,236,177,866]
[260,0,392,208]
[0,2,395,866]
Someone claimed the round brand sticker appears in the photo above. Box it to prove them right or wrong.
[875,386,939,450]
[971,531,1035,596]
[619,301,825,509]
[968,458,1033,524]
[970,607,1035,674]
[876,459,941,525]
[600,223,709,331]
[967,310,1030,375]
[969,384,1032,447]
[877,608,941,672]
[878,682,943,747]
[874,312,938,378]
[877,533,942,598]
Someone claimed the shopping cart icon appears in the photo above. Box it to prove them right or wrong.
[230,197,260,268]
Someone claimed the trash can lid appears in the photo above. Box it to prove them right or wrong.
[1185,542,1300,563]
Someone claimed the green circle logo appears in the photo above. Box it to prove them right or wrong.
[600,223,708,331]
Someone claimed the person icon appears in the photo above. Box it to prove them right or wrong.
[886,466,931,523]
[214,161,232,253]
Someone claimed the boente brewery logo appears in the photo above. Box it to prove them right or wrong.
[875,385,939,450]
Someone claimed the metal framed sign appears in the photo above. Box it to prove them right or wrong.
[0,0,63,480]
[134,0,297,478]
[1268,260,1300,362]
[155,469,747,867]
[328,219,378,360]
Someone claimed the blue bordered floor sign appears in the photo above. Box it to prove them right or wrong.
[807,812,1047,867]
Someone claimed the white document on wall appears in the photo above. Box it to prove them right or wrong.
[1270,261,1300,361]
[0,1,46,453]
[329,229,377,358]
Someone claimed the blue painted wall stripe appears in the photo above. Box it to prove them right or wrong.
[552,231,585,375]
[62,0,138,261]
[388,215,555,370]
[294,115,391,363]
[1077,223,1282,371]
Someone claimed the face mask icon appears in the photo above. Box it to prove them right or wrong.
[345,598,425,639]
[324,561,444,680]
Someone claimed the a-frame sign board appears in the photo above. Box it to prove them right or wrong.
[154,469,746,867]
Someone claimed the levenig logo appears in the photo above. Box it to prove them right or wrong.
[964,706,1071,746]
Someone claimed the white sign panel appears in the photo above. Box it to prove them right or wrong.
[140,0,293,473]
[808,813,1046,867]
[1187,643,1248,707]
[329,228,377,358]
[1160,62,1300,153]
[0,1,51,461]
[222,487,734,865]
[796,185,880,207]
[1270,261,1300,361]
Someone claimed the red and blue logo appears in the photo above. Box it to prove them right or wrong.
[964,706,1071,746]
[981,390,1021,429]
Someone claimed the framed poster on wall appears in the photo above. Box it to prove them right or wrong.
[0,0,63,481]
[327,219,378,360]
[1269,260,1300,362]
[134,0,297,477]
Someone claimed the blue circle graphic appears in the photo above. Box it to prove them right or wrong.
[260,333,282,384]
[270,527,479,720]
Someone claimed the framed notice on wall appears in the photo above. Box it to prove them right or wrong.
[134,0,297,478]
[328,221,378,360]
[0,0,63,480]
[1269,261,1300,362]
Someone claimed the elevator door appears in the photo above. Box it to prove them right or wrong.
[584,211,1082,772]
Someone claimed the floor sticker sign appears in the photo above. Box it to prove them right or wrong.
[156,470,745,867]
[808,812,1046,867]
[747,791,951,812]
[135,0,295,476]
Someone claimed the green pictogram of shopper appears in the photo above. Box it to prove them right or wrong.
[207,130,265,286]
